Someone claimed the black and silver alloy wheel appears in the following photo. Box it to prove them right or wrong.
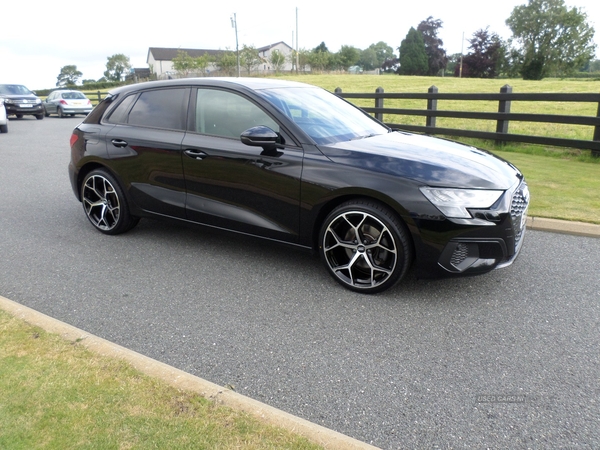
[319,200,412,293]
[81,169,139,235]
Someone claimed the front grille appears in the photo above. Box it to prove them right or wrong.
[510,182,529,249]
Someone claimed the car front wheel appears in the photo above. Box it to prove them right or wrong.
[319,200,413,294]
[81,169,139,235]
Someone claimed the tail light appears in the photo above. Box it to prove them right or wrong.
[60,100,68,105]
[70,133,79,148]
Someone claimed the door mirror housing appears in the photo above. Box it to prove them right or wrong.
[240,126,280,150]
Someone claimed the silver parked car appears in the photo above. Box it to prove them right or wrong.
[43,90,93,117]
[0,98,8,133]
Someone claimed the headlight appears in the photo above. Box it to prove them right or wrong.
[3,98,13,104]
[35,98,42,104]
[420,187,503,219]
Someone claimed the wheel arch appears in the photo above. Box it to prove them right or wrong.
[309,190,417,255]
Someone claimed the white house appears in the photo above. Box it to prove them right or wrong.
[257,42,295,72]
[147,43,297,79]
[147,47,223,79]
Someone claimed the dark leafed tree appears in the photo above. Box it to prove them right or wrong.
[417,16,448,76]
[56,65,83,87]
[398,27,428,75]
[458,28,505,78]
[506,0,596,79]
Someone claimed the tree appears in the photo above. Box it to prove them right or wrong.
[269,50,286,72]
[368,41,395,67]
[104,54,131,82]
[359,48,379,71]
[217,50,238,76]
[172,50,197,77]
[240,45,260,74]
[417,17,448,75]
[506,0,596,79]
[171,50,212,77]
[290,48,311,72]
[336,45,360,70]
[398,27,428,75]
[56,65,82,87]
[310,43,333,72]
[458,28,505,78]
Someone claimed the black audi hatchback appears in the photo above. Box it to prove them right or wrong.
[68,78,529,293]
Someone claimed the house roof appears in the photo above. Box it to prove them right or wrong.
[147,47,225,62]
[257,42,293,52]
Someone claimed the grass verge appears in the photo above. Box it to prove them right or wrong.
[0,309,322,449]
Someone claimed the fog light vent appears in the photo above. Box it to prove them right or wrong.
[450,242,469,266]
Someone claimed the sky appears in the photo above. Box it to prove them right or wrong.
[2,0,599,90]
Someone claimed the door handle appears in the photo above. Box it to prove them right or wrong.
[184,149,208,160]
[111,139,128,148]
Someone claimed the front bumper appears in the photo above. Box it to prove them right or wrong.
[5,104,44,116]
[413,179,530,278]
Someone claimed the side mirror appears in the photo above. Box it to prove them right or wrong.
[240,126,280,150]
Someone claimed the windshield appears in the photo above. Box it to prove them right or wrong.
[0,84,33,96]
[259,87,388,145]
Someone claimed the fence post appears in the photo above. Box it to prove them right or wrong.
[97,91,102,103]
[335,87,342,95]
[496,85,512,145]
[593,101,600,157]
[375,87,384,122]
[426,86,438,128]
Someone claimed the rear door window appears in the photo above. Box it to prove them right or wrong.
[106,88,189,131]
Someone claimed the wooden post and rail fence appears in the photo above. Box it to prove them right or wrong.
[334,85,600,157]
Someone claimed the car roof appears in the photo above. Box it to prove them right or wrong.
[108,77,315,96]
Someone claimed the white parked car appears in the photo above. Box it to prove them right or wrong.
[0,98,8,133]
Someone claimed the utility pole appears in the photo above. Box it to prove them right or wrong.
[231,13,240,77]
[459,31,464,78]
[296,7,299,74]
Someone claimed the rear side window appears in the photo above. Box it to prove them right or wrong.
[106,88,188,130]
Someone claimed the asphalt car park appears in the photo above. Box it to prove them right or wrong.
[1,114,599,449]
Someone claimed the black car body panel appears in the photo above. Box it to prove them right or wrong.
[68,78,529,291]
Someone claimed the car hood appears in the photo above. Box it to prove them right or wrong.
[1,94,39,101]
[320,131,522,190]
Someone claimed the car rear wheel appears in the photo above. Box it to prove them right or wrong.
[319,199,413,294]
[57,107,64,118]
[81,169,139,235]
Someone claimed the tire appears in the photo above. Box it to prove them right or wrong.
[36,114,44,120]
[81,169,140,235]
[319,199,413,294]
[16,114,23,119]
[0,124,7,133]
[44,109,50,117]
[57,107,64,118]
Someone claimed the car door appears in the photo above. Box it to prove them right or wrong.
[181,87,303,243]
[45,92,57,114]
[102,87,190,218]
